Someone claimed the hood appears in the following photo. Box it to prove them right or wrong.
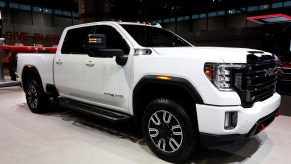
[153,47,273,63]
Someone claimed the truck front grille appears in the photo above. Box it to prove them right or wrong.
[234,52,277,108]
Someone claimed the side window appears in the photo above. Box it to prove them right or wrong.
[95,25,130,54]
[61,26,93,54]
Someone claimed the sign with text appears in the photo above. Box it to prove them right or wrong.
[4,31,60,43]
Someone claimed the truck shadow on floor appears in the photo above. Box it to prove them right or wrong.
[24,105,261,163]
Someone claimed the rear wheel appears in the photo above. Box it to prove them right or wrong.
[25,79,49,113]
[143,98,198,163]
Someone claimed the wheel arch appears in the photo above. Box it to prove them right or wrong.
[21,65,44,92]
[132,75,203,125]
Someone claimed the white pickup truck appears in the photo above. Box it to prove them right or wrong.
[17,21,281,163]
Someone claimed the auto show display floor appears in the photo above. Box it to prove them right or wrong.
[1,87,291,164]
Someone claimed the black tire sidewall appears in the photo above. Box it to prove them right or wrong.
[25,80,47,113]
[143,98,197,163]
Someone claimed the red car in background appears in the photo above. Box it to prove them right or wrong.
[277,60,291,94]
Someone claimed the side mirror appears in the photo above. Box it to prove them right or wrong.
[88,34,107,49]
[87,34,124,58]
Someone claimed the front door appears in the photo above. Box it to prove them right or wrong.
[83,25,132,112]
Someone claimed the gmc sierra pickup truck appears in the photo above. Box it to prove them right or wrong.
[17,21,281,163]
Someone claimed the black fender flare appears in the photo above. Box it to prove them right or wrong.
[132,75,204,123]
[21,65,44,91]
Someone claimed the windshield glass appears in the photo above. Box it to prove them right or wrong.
[121,25,192,47]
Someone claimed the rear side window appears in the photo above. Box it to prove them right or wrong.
[61,26,94,54]
[61,25,130,54]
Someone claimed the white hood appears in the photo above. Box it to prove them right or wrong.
[153,47,272,63]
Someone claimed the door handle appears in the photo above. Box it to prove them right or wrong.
[85,61,95,67]
[56,60,62,65]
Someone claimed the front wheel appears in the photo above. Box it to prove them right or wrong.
[25,80,49,113]
[143,98,198,163]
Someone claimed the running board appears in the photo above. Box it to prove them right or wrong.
[58,97,132,122]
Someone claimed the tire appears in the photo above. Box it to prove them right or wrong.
[143,98,198,163]
[25,79,49,113]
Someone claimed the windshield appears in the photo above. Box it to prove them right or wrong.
[121,25,192,47]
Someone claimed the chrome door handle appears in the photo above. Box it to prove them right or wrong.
[56,60,62,65]
[85,61,95,67]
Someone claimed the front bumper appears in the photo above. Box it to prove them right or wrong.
[200,109,278,147]
[196,93,281,144]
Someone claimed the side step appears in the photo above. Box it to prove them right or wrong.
[0,81,20,88]
[58,97,132,122]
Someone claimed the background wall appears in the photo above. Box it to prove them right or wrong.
[163,14,263,49]
[1,9,79,47]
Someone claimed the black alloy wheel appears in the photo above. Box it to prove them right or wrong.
[25,80,49,113]
[143,98,198,163]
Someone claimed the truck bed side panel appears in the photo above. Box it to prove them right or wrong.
[17,53,54,91]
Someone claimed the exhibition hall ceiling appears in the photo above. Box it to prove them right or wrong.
[5,0,291,21]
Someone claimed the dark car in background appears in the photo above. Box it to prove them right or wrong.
[277,62,291,95]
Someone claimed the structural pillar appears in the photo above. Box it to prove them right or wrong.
[0,11,3,80]
[78,0,111,23]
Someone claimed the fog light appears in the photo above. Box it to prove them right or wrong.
[224,112,238,130]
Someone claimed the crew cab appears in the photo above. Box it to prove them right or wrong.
[17,21,281,163]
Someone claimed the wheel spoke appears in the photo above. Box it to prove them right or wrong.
[157,138,166,151]
[28,97,32,103]
[150,113,161,125]
[172,131,182,136]
[169,138,180,151]
[171,125,182,135]
[32,88,37,96]
[163,111,172,124]
[148,110,183,153]
[171,125,181,130]
[149,128,159,137]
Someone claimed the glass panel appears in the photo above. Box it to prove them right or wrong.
[9,3,19,9]
[177,16,184,21]
[272,2,283,8]
[208,12,216,17]
[63,10,71,16]
[163,19,170,23]
[33,6,42,12]
[184,16,190,20]
[43,8,52,14]
[54,9,62,15]
[284,1,291,7]
[169,18,175,22]
[259,4,269,10]
[228,9,236,15]
[20,4,31,11]
[192,14,199,19]
[217,10,225,16]
[247,6,258,12]
[0,1,5,8]
[200,13,206,18]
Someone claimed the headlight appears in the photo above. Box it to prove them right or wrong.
[204,63,245,91]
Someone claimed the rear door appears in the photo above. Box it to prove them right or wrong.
[54,26,94,99]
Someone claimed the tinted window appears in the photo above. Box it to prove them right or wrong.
[121,25,191,47]
[96,26,130,54]
[61,25,129,54]
[61,26,93,54]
